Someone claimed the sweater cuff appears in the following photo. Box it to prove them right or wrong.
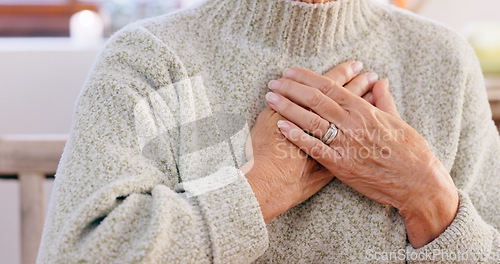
[406,189,496,263]
[181,166,269,263]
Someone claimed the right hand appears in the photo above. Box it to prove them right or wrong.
[241,106,331,223]
[241,61,378,223]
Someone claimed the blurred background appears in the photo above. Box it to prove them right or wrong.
[0,0,499,263]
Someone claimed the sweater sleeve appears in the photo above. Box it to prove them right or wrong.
[406,39,500,263]
[37,25,268,264]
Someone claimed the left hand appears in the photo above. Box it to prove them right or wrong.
[265,66,459,248]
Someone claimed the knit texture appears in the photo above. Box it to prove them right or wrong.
[38,0,500,263]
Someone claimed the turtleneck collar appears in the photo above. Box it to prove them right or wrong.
[197,0,381,57]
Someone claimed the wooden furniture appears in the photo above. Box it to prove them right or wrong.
[0,135,66,264]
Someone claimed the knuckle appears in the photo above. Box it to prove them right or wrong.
[356,73,370,86]
[280,79,292,94]
[338,66,350,80]
[309,142,324,159]
[309,90,324,108]
[318,80,336,95]
[282,98,294,113]
[309,116,321,134]
[307,116,323,135]
[291,67,302,76]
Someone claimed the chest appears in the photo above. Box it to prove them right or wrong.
[173,38,462,182]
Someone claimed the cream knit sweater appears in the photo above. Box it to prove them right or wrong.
[38,0,500,263]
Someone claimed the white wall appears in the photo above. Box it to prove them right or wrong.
[0,38,100,264]
[1,1,499,263]
[0,38,99,134]
[420,0,500,31]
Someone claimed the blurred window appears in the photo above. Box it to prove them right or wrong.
[0,0,99,36]
[0,0,185,37]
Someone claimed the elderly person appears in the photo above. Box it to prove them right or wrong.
[38,0,499,263]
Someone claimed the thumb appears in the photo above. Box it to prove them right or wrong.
[372,79,400,118]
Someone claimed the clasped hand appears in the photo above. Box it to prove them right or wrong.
[242,61,459,248]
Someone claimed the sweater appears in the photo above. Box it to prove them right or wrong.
[37,0,500,263]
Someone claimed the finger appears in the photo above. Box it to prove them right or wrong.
[268,79,348,124]
[265,91,330,138]
[363,92,374,105]
[276,119,341,169]
[323,61,364,86]
[372,79,400,117]
[344,72,378,98]
[281,68,343,100]
[281,61,363,99]
[283,61,362,87]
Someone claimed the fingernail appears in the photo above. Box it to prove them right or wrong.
[265,92,279,104]
[268,80,281,90]
[283,68,295,78]
[352,61,363,74]
[367,72,379,83]
[277,120,290,132]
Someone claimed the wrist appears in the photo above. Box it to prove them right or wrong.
[402,192,458,248]
[240,159,292,224]
[400,157,459,248]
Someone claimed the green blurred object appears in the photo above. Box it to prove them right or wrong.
[464,22,500,74]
